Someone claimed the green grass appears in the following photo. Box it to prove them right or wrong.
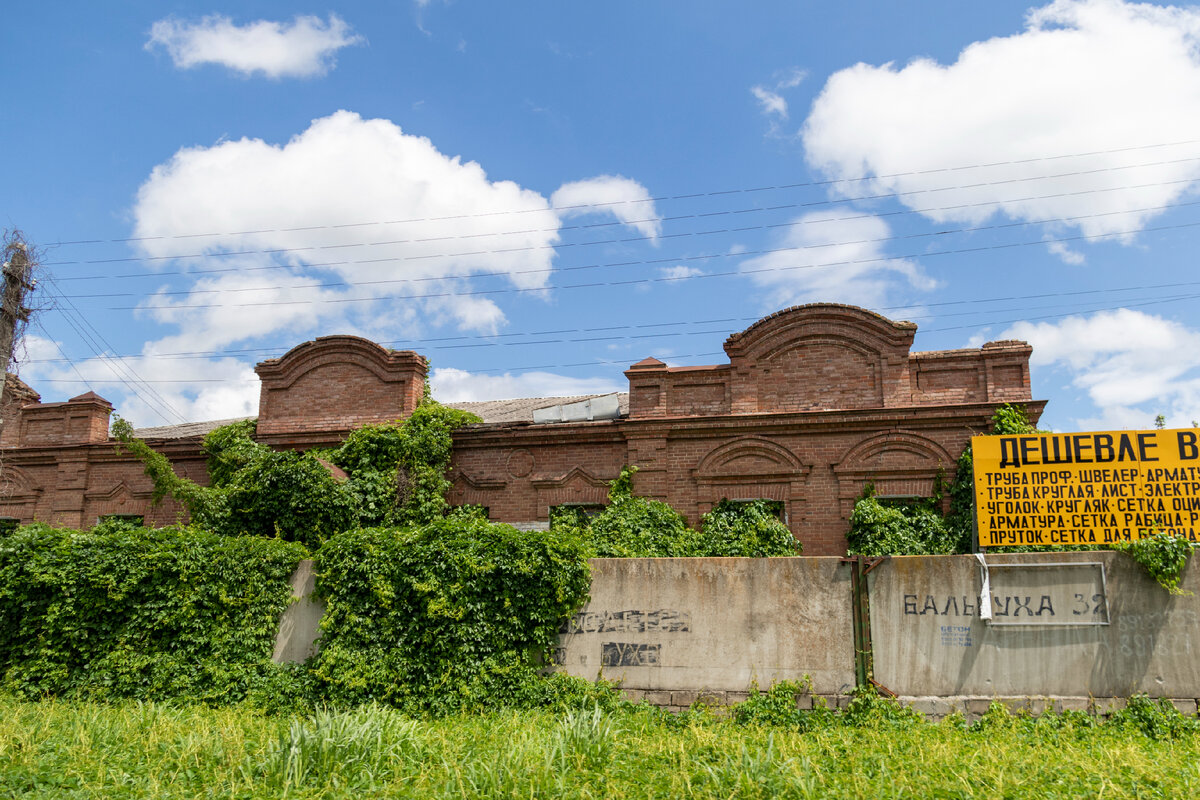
[1,695,1198,799]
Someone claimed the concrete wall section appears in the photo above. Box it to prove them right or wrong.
[272,560,326,664]
[869,552,1200,698]
[554,557,855,695]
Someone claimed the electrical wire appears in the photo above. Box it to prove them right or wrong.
[43,136,1200,247]
[93,214,1200,312]
[44,159,1200,270]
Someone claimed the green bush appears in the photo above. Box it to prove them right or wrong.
[1109,693,1200,739]
[1112,532,1194,594]
[310,518,591,715]
[0,523,305,704]
[558,467,800,557]
[114,401,480,548]
[847,496,956,556]
[700,499,799,557]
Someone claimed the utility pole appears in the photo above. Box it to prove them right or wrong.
[0,232,36,409]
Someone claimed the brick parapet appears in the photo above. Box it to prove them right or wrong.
[0,305,1042,555]
[256,336,426,437]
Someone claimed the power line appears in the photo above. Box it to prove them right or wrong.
[22,279,1200,365]
[43,137,1200,247]
[97,214,1200,312]
[39,278,188,424]
[44,156,1200,270]
[51,194,1200,301]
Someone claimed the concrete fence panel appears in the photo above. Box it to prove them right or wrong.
[868,551,1200,698]
[553,557,856,697]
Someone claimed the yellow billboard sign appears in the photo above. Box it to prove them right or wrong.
[972,429,1200,547]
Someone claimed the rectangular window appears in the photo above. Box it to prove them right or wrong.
[550,503,607,528]
[716,498,786,524]
[97,514,145,528]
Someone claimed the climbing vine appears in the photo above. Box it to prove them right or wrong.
[310,517,592,715]
[0,523,305,703]
[554,466,800,557]
[848,404,1036,556]
[1111,532,1194,594]
[113,400,480,547]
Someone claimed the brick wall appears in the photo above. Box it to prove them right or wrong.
[0,304,1040,554]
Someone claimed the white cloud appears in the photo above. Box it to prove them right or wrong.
[739,209,937,309]
[802,0,1200,242]
[752,67,806,133]
[133,110,563,347]
[659,265,705,280]
[146,14,362,79]
[107,112,662,423]
[18,333,259,427]
[1046,240,1086,264]
[751,86,788,118]
[1001,308,1200,428]
[430,367,621,402]
[552,175,662,241]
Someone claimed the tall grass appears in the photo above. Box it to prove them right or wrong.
[1,695,1198,798]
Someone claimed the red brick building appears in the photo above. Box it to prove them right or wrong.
[0,304,1041,555]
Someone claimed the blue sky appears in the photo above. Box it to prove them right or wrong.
[5,0,1200,431]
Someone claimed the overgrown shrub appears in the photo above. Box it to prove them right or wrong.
[558,467,800,557]
[699,499,799,557]
[0,523,305,704]
[114,401,480,548]
[583,469,701,557]
[847,496,956,556]
[310,517,591,715]
[1109,693,1200,739]
[849,404,1039,557]
[1112,532,1194,594]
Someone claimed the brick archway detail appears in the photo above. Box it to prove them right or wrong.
[693,436,810,523]
[833,430,954,517]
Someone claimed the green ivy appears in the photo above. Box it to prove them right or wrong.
[699,499,799,557]
[847,496,956,556]
[554,467,799,557]
[1111,532,1194,594]
[310,518,591,715]
[0,523,305,704]
[113,400,480,547]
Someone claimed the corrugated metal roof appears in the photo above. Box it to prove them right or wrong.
[129,393,630,439]
[448,393,629,424]
[132,417,253,440]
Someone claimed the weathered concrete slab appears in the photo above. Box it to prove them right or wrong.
[869,552,1200,697]
[272,560,326,664]
[554,557,855,694]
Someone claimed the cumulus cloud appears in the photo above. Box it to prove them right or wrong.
[90,111,667,423]
[801,0,1200,242]
[552,175,662,241]
[133,110,562,347]
[146,14,362,79]
[738,209,937,309]
[1001,308,1200,429]
[1046,240,1086,265]
[430,367,622,402]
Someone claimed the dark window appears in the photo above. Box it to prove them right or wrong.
[550,503,607,528]
[714,498,786,524]
[97,514,145,528]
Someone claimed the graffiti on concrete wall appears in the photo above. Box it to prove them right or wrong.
[601,642,662,667]
[559,608,691,634]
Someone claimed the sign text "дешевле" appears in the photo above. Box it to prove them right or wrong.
[972,429,1200,547]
